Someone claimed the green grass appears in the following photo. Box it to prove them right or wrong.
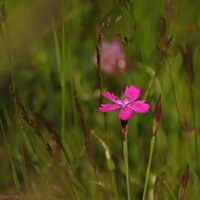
[0,0,200,199]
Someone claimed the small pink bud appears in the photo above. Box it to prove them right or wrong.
[178,165,189,200]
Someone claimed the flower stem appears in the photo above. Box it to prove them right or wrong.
[142,135,156,200]
[123,137,131,200]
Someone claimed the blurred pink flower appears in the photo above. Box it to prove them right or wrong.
[94,40,128,76]
[98,85,150,121]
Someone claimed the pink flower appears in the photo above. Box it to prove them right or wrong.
[98,85,150,121]
[94,40,128,76]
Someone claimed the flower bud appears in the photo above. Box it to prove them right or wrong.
[178,165,189,200]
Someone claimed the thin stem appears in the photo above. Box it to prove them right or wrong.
[167,58,181,126]
[169,66,181,125]
[163,180,177,200]
[142,136,156,200]
[123,139,131,200]
[60,0,67,145]
[91,131,119,199]
[0,118,21,190]
[190,85,198,164]
[190,84,199,196]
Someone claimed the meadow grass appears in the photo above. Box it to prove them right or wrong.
[0,0,200,199]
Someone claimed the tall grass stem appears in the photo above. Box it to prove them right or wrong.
[190,86,199,195]
[60,0,67,146]
[142,136,155,200]
[0,118,21,190]
[167,59,181,126]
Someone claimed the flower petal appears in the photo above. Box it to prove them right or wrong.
[124,85,140,103]
[128,100,150,113]
[98,104,121,113]
[101,92,122,104]
[118,107,134,121]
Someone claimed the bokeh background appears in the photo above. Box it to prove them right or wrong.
[0,0,200,199]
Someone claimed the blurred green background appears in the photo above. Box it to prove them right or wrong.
[0,0,200,199]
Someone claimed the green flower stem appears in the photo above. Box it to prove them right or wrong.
[142,135,156,200]
[123,135,131,200]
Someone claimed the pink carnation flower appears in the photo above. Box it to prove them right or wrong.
[94,40,128,76]
[98,85,150,121]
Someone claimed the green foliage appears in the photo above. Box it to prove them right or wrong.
[0,0,200,199]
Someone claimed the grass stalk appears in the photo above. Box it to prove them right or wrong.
[60,0,67,146]
[91,131,119,200]
[142,136,155,200]
[74,94,102,200]
[0,118,21,190]
[1,24,29,190]
[190,85,198,163]
[168,63,181,126]
[190,84,199,195]
[163,180,177,200]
